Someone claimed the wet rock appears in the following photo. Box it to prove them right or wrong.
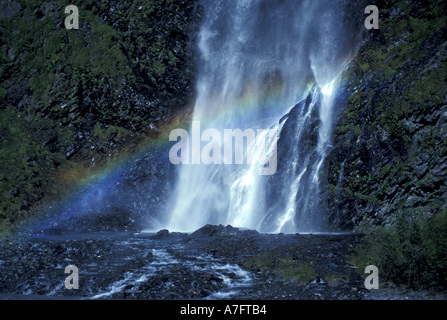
[150,230,189,240]
[1,230,444,300]
[326,0,447,232]
[0,0,21,19]
[9,188,20,197]
[190,224,258,238]
[150,229,170,240]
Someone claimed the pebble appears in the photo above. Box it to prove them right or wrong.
[0,227,445,300]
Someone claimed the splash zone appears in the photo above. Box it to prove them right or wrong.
[169,121,278,176]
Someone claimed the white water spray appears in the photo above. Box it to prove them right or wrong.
[165,0,358,233]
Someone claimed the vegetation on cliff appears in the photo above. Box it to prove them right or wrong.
[329,0,446,290]
[0,0,445,294]
[0,0,200,233]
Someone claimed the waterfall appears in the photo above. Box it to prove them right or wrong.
[165,0,358,233]
[264,80,341,234]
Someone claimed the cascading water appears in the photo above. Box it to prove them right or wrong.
[264,80,341,234]
[166,0,359,233]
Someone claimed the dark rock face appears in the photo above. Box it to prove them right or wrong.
[0,0,202,231]
[24,143,179,235]
[263,92,321,230]
[0,0,445,250]
[326,0,447,231]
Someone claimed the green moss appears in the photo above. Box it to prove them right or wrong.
[354,192,383,205]
[328,183,338,195]
[359,62,369,72]
[382,112,410,145]
[93,123,130,144]
[344,186,353,197]
[401,67,447,114]
[244,251,317,285]
[335,123,351,136]
[353,124,361,137]
[348,92,362,108]
[0,86,6,101]
[244,252,275,270]
[380,164,392,176]
[0,107,58,233]
[325,273,349,282]
[275,259,316,285]
[347,253,373,275]
[417,127,440,153]
[359,0,445,80]
[343,139,351,148]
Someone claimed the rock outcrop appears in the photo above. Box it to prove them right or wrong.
[327,0,446,230]
[0,0,202,231]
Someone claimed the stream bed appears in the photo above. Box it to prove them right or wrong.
[0,225,442,300]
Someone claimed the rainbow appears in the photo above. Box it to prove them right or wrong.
[22,107,192,233]
[22,76,319,234]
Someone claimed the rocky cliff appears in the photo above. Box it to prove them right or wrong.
[327,0,446,232]
[1,0,446,291]
[0,0,201,232]
[325,0,446,290]
[1,0,445,233]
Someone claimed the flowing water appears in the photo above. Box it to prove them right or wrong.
[167,0,358,233]
[20,0,362,239]
[1,1,371,301]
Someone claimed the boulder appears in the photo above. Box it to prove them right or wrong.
[190,224,258,238]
